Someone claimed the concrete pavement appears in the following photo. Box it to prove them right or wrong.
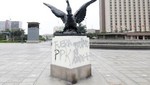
[0,42,150,85]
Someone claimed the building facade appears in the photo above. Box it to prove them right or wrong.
[0,21,5,31]
[11,21,22,30]
[99,0,106,32]
[100,0,150,33]
[5,20,11,30]
[0,20,22,31]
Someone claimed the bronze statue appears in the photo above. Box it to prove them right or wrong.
[43,0,96,34]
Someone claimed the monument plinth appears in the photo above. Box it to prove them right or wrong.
[51,36,91,83]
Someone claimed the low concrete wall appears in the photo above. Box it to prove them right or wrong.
[26,40,39,43]
[90,39,150,49]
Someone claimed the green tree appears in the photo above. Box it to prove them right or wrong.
[13,29,25,42]
[6,29,25,42]
[39,35,46,41]
[0,34,5,40]
[87,33,97,39]
[77,23,87,34]
[0,30,10,41]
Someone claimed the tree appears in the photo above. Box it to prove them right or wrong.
[87,33,97,39]
[5,29,25,42]
[77,23,87,34]
[39,35,46,41]
[0,34,5,40]
[12,29,25,42]
[0,30,10,41]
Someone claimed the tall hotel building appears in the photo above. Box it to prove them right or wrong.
[100,0,150,33]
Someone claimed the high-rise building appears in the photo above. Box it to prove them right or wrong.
[0,21,5,31]
[5,20,11,30]
[11,21,22,30]
[0,20,22,31]
[99,0,106,33]
[100,0,150,33]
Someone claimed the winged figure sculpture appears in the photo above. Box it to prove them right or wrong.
[43,0,96,34]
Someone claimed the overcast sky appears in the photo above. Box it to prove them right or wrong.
[0,0,99,35]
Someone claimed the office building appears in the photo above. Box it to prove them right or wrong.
[100,0,150,33]
[0,20,22,31]
[5,20,11,30]
[99,0,106,32]
[0,21,5,31]
[11,21,22,30]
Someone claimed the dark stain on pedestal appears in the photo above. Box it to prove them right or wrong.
[71,73,77,84]
[86,68,92,78]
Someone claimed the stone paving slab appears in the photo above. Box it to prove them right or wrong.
[0,42,150,85]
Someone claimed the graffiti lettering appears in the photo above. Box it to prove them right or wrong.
[53,37,89,67]
[55,49,59,60]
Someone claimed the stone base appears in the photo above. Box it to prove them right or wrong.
[26,40,39,43]
[51,64,91,84]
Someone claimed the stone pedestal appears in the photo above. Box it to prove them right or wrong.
[27,40,39,43]
[51,36,91,83]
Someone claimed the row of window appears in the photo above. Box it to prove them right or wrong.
[110,0,146,4]
[109,0,150,30]
[110,5,149,10]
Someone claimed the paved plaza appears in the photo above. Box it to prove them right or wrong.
[0,42,150,85]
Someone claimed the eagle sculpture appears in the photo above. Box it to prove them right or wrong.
[43,0,96,34]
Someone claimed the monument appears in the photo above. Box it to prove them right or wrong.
[27,22,40,43]
[43,0,96,83]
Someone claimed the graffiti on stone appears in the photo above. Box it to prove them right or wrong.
[52,36,89,67]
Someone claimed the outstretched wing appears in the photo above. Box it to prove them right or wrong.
[43,3,67,23]
[74,0,96,23]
